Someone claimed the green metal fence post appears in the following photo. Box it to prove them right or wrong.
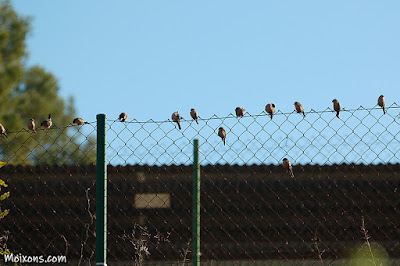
[192,139,201,266]
[96,114,107,266]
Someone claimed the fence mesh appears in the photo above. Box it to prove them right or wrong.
[0,105,400,265]
[0,122,97,265]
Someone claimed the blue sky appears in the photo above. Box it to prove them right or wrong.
[11,1,400,123]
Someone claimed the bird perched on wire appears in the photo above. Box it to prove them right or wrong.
[265,103,276,119]
[190,108,199,124]
[294,102,305,117]
[235,107,245,117]
[218,127,226,146]
[0,123,7,138]
[73,118,89,125]
[332,99,341,118]
[119,112,128,122]
[378,95,386,114]
[172,111,182,130]
[40,114,52,129]
[282,158,294,178]
[27,119,37,134]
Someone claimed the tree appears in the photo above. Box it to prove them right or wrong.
[0,0,95,165]
[0,162,11,257]
[0,0,28,106]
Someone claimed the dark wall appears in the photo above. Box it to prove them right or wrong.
[0,163,399,263]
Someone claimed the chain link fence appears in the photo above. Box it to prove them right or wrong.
[0,123,97,265]
[0,104,399,265]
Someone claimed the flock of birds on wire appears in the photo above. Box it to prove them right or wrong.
[0,95,389,178]
[121,95,387,178]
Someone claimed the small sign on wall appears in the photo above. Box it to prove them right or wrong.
[134,193,171,208]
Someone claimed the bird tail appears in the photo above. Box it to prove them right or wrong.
[196,119,199,124]
[383,107,386,115]
[84,122,90,124]
[336,111,340,118]
[289,168,294,178]
[33,130,37,134]
[223,139,225,146]
[303,112,306,118]
[3,133,7,138]
[270,113,273,119]
[178,122,181,130]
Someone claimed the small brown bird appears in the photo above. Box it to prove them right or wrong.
[27,119,37,134]
[265,103,276,119]
[40,114,52,129]
[378,95,385,114]
[294,102,305,117]
[73,118,88,125]
[332,99,341,118]
[172,111,182,130]
[190,108,199,124]
[218,127,227,146]
[235,107,245,117]
[0,123,7,138]
[282,158,294,178]
[119,112,128,122]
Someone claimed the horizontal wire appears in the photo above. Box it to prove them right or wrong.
[4,121,97,135]
[2,104,399,135]
[108,105,400,124]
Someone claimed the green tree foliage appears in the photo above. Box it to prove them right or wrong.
[0,162,9,219]
[0,0,95,165]
[0,162,11,256]
[0,0,29,103]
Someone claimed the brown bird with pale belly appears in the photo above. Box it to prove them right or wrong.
[40,114,52,129]
[265,103,276,119]
[294,102,305,117]
[218,127,226,146]
[235,107,245,117]
[378,95,386,114]
[172,111,182,130]
[0,123,7,138]
[282,158,294,178]
[27,119,37,134]
[119,112,128,122]
[190,109,199,124]
[332,99,341,118]
[73,118,89,125]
